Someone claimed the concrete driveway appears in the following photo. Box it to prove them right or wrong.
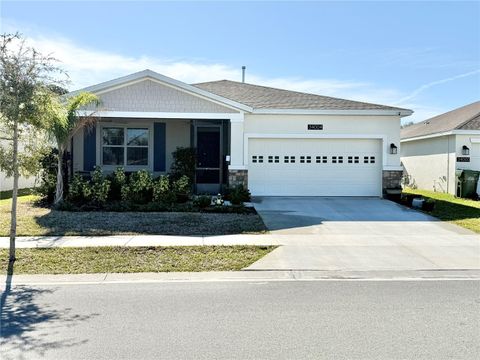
[249,197,480,272]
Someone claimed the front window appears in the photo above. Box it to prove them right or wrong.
[102,127,149,166]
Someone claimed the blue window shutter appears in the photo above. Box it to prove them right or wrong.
[83,127,96,171]
[154,123,166,171]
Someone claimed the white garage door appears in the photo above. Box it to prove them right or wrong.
[248,138,382,196]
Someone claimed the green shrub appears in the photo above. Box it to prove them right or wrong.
[170,147,196,182]
[35,148,58,204]
[225,185,251,205]
[67,174,90,204]
[422,198,435,211]
[193,195,211,209]
[67,167,110,205]
[173,175,191,203]
[152,175,176,204]
[123,170,153,204]
[173,175,190,194]
[108,167,126,201]
[90,166,111,204]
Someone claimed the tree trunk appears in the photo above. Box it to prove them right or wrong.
[54,146,64,205]
[9,118,19,266]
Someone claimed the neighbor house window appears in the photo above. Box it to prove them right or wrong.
[102,127,149,166]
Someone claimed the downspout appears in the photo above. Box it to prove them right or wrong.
[446,135,450,193]
[70,137,74,179]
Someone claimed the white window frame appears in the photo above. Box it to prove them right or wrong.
[97,122,154,172]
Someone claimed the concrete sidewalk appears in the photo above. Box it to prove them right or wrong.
[0,234,278,248]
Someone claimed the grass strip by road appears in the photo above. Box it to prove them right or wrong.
[1,246,275,274]
[0,195,267,236]
[403,188,480,233]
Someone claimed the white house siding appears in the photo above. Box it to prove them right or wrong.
[71,119,190,174]
[401,135,456,194]
[0,172,36,192]
[87,79,237,113]
[455,134,480,171]
[242,114,401,168]
[0,139,38,192]
[237,114,401,196]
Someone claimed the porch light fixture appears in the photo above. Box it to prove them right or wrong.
[390,143,398,155]
[462,145,470,156]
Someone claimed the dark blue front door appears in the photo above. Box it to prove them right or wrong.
[196,126,221,193]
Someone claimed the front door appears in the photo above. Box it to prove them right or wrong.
[196,126,221,193]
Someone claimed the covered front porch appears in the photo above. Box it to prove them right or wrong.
[71,113,245,194]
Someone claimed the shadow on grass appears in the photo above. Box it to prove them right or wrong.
[0,262,97,359]
[0,188,35,200]
[33,210,267,236]
[408,194,480,222]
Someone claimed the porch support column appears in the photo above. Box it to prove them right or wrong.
[228,113,248,188]
[229,113,245,168]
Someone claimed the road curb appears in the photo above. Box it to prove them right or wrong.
[1,269,479,286]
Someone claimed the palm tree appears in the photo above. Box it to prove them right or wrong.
[50,92,99,204]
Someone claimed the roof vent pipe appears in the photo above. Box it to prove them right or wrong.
[242,66,246,83]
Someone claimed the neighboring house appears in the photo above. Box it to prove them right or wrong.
[0,172,36,192]
[401,101,480,195]
[69,69,412,196]
[0,139,37,193]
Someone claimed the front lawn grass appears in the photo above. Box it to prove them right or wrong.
[403,188,480,233]
[0,188,35,200]
[1,246,275,274]
[0,195,267,236]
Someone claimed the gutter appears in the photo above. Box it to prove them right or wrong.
[401,130,480,143]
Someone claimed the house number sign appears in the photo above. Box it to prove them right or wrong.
[457,157,470,162]
[308,124,323,130]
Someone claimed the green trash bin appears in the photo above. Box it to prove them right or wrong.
[457,169,480,199]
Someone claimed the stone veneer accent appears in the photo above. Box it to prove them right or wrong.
[228,170,248,188]
[382,170,403,194]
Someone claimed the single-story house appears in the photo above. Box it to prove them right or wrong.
[69,69,412,196]
[401,101,480,194]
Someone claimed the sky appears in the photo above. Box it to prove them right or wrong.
[1,0,479,123]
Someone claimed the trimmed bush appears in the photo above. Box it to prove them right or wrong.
[170,147,196,183]
[108,167,126,201]
[67,173,89,204]
[225,185,251,205]
[90,167,111,204]
[35,148,58,204]
[66,167,110,206]
[122,170,153,204]
[152,175,176,204]
[173,175,191,203]
[193,195,212,209]
[422,198,435,211]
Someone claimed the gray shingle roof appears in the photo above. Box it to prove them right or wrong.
[193,80,410,112]
[401,101,480,139]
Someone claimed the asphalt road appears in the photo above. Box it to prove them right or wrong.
[1,280,479,360]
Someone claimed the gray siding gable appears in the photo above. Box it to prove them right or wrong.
[91,79,238,113]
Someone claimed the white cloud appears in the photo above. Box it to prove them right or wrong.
[399,104,446,125]
[393,69,480,105]
[19,32,404,106]
[3,21,448,123]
